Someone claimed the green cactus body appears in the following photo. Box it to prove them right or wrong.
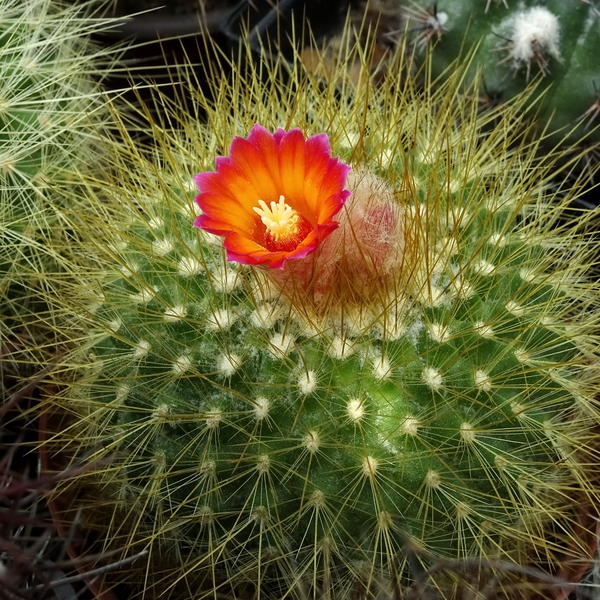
[42,31,600,600]
[404,0,600,148]
[92,203,581,557]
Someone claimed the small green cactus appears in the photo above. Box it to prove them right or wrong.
[39,27,600,600]
[401,0,600,153]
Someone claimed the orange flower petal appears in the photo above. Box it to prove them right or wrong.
[228,136,280,203]
[211,160,260,206]
[278,129,308,216]
[195,191,256,235]
[247,125,283,189]
[303,150,332,213]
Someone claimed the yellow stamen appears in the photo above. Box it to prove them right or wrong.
[253,195,300,241]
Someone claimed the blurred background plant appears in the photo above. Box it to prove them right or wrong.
[397,0,600,193]
[0,0,124,383]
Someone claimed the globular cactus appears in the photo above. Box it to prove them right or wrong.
[39,26,600,600]
[400,0,600,157]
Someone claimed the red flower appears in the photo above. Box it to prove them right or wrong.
[193,124,351,269]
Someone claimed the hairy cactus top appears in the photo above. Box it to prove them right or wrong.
[37,27,600,600]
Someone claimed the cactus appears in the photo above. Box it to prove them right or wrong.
[400,0,600,158]
[37,25,600,600]
[0,0,119,378]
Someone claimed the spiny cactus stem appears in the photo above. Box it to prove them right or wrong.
[29,12,600,598]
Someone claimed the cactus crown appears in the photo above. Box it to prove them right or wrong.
[36,22,600,600]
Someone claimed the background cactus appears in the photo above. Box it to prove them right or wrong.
[399,0,600,169]
[0,0,119,381]
[37,25,600,600]
[0,2,128,594]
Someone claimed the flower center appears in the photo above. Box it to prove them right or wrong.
[253,196,300,242]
